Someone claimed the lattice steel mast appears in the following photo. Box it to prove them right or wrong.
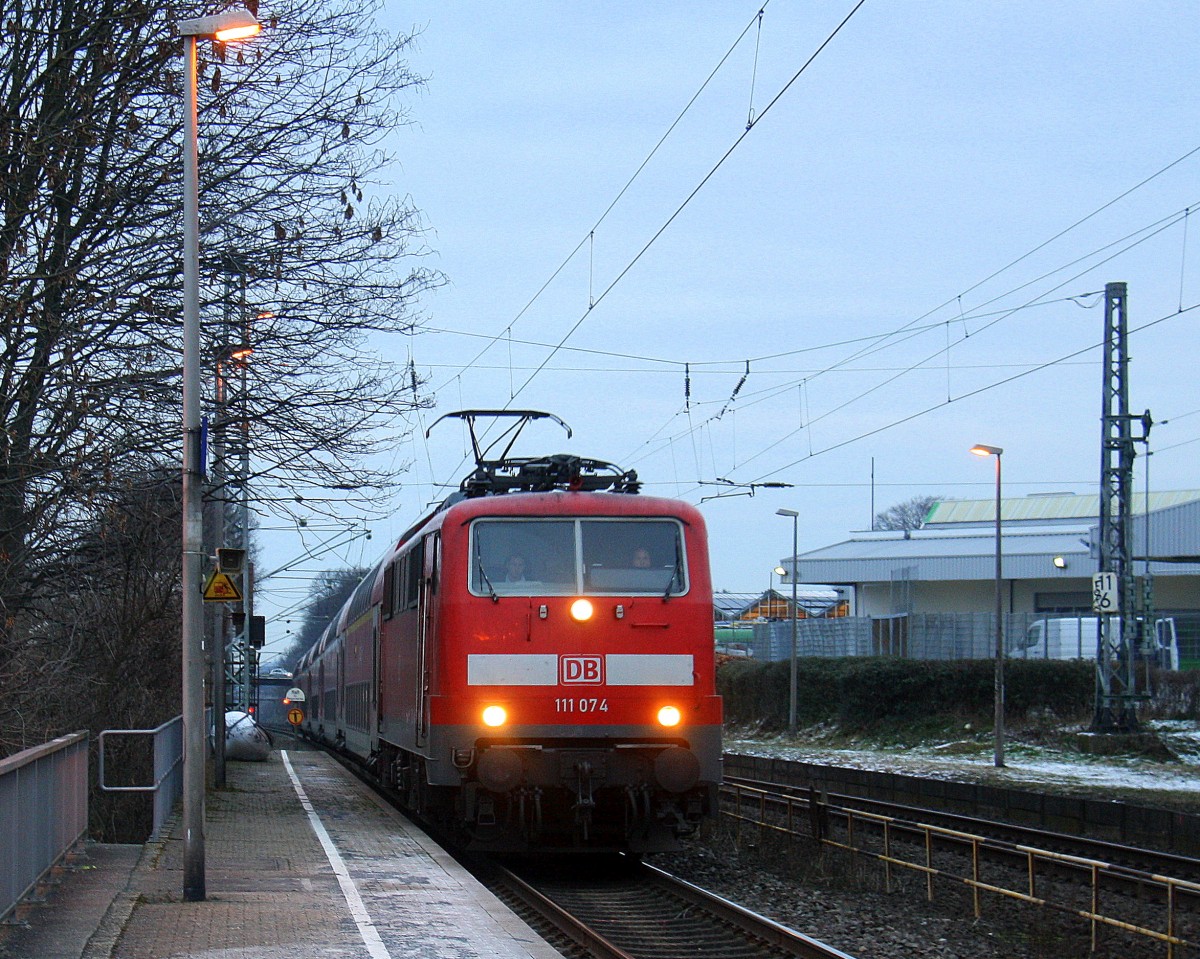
[1092,281,1149,732]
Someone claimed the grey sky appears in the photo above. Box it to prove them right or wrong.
[258,1,1200,652]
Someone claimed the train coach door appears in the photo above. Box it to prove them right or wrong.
[415,532,439,747]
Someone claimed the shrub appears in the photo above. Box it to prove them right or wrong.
[1148,670,1200,719]
[717,656,1095,730]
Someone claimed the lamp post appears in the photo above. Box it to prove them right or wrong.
[776,508,800,736]
[970,444,1005,768]
[175,8,262,903]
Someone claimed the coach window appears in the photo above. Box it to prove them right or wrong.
[391,556,406,613]
[382,562,396,619]
[405,540,422,608]
[428,533,441,594]
[582,519,686,595]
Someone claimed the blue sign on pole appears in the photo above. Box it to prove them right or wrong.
[199,415,209,478]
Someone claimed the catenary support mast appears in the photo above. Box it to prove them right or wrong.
[1092,281,1144,732]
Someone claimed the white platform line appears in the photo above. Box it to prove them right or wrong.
[281,750,391,959]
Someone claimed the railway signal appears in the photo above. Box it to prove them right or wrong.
[216,547,246,573]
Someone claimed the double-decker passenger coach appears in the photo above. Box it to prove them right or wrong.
[295,411,722,852]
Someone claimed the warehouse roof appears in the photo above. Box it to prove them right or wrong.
[784,490,1200,584]
[1118,496,1200,563]
[787,526,1098,583]
[926,490,1200,527]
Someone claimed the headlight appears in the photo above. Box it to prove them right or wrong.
[482,705,507,727]
[570,599,594,621]
[657,705,682,727]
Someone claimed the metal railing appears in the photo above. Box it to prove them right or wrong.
[0,731,89,923]
[751,613,1044,661]
[723,781,1199,957]
[748,612,1200,664]
[98,715,186,838]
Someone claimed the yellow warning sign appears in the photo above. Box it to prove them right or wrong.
[202,570,243,603]
[287,707,305,726]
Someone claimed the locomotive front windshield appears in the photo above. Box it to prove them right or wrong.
[469,518,686,596]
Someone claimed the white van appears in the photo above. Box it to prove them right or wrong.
[1023,617,1100,660]
[1022,616,1178,668]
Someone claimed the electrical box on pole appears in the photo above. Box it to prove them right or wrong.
[248,615,265,648]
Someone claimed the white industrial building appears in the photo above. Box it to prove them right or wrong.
[770,491,1200,666]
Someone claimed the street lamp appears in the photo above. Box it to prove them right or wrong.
[175,7,262,903]
[776,508,800,736]
[970,443,1005,768]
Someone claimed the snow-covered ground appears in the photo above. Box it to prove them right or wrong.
[726,719,1200,804]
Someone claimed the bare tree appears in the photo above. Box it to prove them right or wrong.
[1,0,441,676]
[873,495,939,531]
[276,565,367,668]
[0,0,441,670]
[0,467,182,757]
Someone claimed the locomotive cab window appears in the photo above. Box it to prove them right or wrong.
[471,519,575,595]
[468,518,687,597]
[581,519,685,594]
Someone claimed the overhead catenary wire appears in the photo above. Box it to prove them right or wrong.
[427,2,777,397]
[405,22,1200,506]
[502,1,869,408]
[382,13,1200,571]
[698,301,1200,494]
[624,198,1199,474]
[460,26,1193,428]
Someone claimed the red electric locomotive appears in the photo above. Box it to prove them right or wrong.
[294,411,722,852]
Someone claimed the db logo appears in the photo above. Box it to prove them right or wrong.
[560,655,603,685]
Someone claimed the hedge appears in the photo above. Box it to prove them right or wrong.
[716,656,1096,729]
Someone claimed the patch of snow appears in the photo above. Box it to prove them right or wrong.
[726,720,1200,798]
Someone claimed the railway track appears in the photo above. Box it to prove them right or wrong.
[268,730,1200,955]
[722,774,1200,955]
[723,773,1200,882]
[481,857,858,959]
[280,730,857,958]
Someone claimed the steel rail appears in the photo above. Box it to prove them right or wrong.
[722,778,1198,957]
[491,859,858,959]
[724,772,1200,881]
[487,865,638,959]
[639,862,858,959]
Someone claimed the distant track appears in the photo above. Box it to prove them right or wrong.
[723,773,1200,882]
[722,774,1199,955]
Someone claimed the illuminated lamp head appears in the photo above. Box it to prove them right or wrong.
[570,599,594,622]
[657,705,682,727]
[215,22,261,41]
[482,705,508,727]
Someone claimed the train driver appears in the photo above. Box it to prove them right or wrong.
[504,554,529,582]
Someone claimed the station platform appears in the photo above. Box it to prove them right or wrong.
[1,747,564,959]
